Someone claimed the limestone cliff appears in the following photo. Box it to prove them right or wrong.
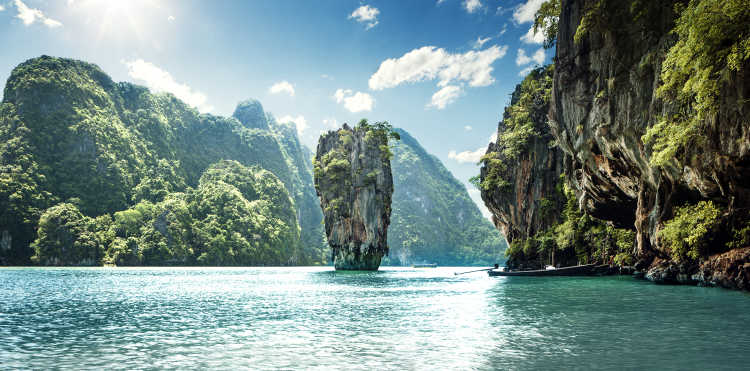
[480,67,565,245]
[478,66,633,270]
[314,122,394,270]
[550,0,750,289]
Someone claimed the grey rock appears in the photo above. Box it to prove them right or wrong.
[232,99,269,130]
[550,0,750,282]
[314,123,394,270]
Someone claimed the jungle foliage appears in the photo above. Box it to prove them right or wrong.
[644,0,750,167]
[479,65,553,192]
[386,129,507,266]
[533,0,561,49]
[658,201,722,262]
[504,178,636,269]
[0,56,326,265]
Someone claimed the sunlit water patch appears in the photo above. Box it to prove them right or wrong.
[1,267,748,370]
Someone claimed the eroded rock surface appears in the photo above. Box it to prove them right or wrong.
[314,123,394,270]
[481,67,565,245]
[551,0,750,288]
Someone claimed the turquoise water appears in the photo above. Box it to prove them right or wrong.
[1,267,748,370]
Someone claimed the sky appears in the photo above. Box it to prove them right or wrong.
[0,0,552,219]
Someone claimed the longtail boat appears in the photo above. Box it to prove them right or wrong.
[487,264,599,277]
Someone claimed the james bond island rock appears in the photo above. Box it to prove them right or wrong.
[314,121,397,270]
[549,0,750,289]
[479,66,635,270]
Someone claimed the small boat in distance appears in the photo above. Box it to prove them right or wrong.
[412,263,438,268]
[487,264,598,276]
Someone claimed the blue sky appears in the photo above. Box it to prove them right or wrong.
[0,0,551,218]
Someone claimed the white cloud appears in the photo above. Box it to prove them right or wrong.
[516,48,545,66]
[369,45,507,109]
[473,36,492,49]
[489,132,498,144]
[278,115,308,135]
[43,18,62,28]
[499,24,508,36]
[513,0,545,24]
[168,15,175,22]
[464,125,473,131]
[334,89,350,103]
[520,26,545,44]
[428,85,462,110]
[321,74,333,80]
[449,147,485,164]
[369,45,507,90]
[0,5,5,11]
[14,0,62,28]
[269,80,295,97]
[333,89,374,113]
[464,0,482,13]
[349,5,379,29]
[124,59,213,113]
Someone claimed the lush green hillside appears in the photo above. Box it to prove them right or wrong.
[267,117,327,264]
[385,128,507,266]
[0,56,326,265]
[0,56,503,267]
[32,160,300,266]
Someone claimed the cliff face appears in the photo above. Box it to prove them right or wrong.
[478,66,613,270]
[388,128,506,266]
[551,0,750,289]
[314,123,394,270]
[481,67,565,246]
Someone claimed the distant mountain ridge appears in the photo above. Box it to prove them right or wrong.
[0,55,504,266]
[387,128,506,266]
[0,56,326,265]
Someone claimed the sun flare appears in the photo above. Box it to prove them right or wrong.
[72,0,163,42]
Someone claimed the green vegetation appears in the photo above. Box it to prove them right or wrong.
[533,0,561,49]
[0,56,326,265]
[386,129,506,266]
[31,203,108,266]
[31,161,300,266]
[267,118,327,264]
[658,201,722,262]
[313,119,398,215]
[505,178,635,268]
[644,0,750,167]
[479,66,553,191]
[728,220,750,250]
[358,119,401,160]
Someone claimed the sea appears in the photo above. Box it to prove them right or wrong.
[1,267,748,370]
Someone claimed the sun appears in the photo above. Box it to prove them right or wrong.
[71,0,165,43]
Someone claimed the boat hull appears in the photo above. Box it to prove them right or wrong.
[487,264,599,276]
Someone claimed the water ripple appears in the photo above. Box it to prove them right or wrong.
[1,267,748,370]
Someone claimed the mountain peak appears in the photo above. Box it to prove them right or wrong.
[232,99,268,130]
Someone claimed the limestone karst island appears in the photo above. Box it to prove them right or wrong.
[0,0,748,369]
